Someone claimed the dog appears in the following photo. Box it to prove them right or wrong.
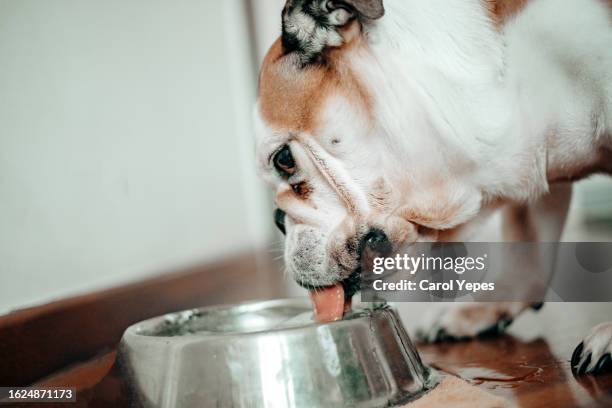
[253,0,612,374]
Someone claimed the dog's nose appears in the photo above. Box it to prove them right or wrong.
[362,229,392,257]
[274,209,286,235]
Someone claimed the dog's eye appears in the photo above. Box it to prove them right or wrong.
[273,145,296,177]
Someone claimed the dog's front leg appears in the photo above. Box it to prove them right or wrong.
[418,184,573,342]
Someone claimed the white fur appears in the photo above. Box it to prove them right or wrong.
[355,0,611,209]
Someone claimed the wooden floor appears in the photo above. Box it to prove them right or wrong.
[21,303,612,407]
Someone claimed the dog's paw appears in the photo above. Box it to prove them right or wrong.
[416,302,532,343]
[572,322,612,375]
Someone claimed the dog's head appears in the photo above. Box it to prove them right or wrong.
[254,0,485,293]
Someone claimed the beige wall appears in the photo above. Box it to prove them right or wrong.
[0,0,271,313]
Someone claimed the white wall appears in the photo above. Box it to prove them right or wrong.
[0,0,271,313]
[250,0,285,63]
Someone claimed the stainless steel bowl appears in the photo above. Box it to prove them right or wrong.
[119,299,436,408]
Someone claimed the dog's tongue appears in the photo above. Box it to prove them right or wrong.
[309,283,352,323]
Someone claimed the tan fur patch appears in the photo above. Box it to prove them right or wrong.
[484,0,531,27]
[258,35,372,133]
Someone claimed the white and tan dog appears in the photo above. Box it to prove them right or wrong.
[254,0,612,374]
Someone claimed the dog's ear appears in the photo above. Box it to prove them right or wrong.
[325,1,385,26]
[339,0,385,21]
[281,0,384,64]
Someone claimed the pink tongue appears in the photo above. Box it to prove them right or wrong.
[309,284,351,323]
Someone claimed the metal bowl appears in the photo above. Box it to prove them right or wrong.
[119,299,436,408]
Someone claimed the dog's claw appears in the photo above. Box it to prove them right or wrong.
[571,341,593,375]
[571,342,584,373]
[578,353,592,375]
[594,353,611,373]
[417,326,458,343]
[435,328,455,342]
[572,348,612,375]
[572,322,612,376]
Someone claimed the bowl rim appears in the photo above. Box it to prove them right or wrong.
[121,298,390,344]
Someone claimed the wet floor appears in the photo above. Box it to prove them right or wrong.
[415,303,612,407]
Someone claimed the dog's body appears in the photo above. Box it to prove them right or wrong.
[255,0,612,374]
